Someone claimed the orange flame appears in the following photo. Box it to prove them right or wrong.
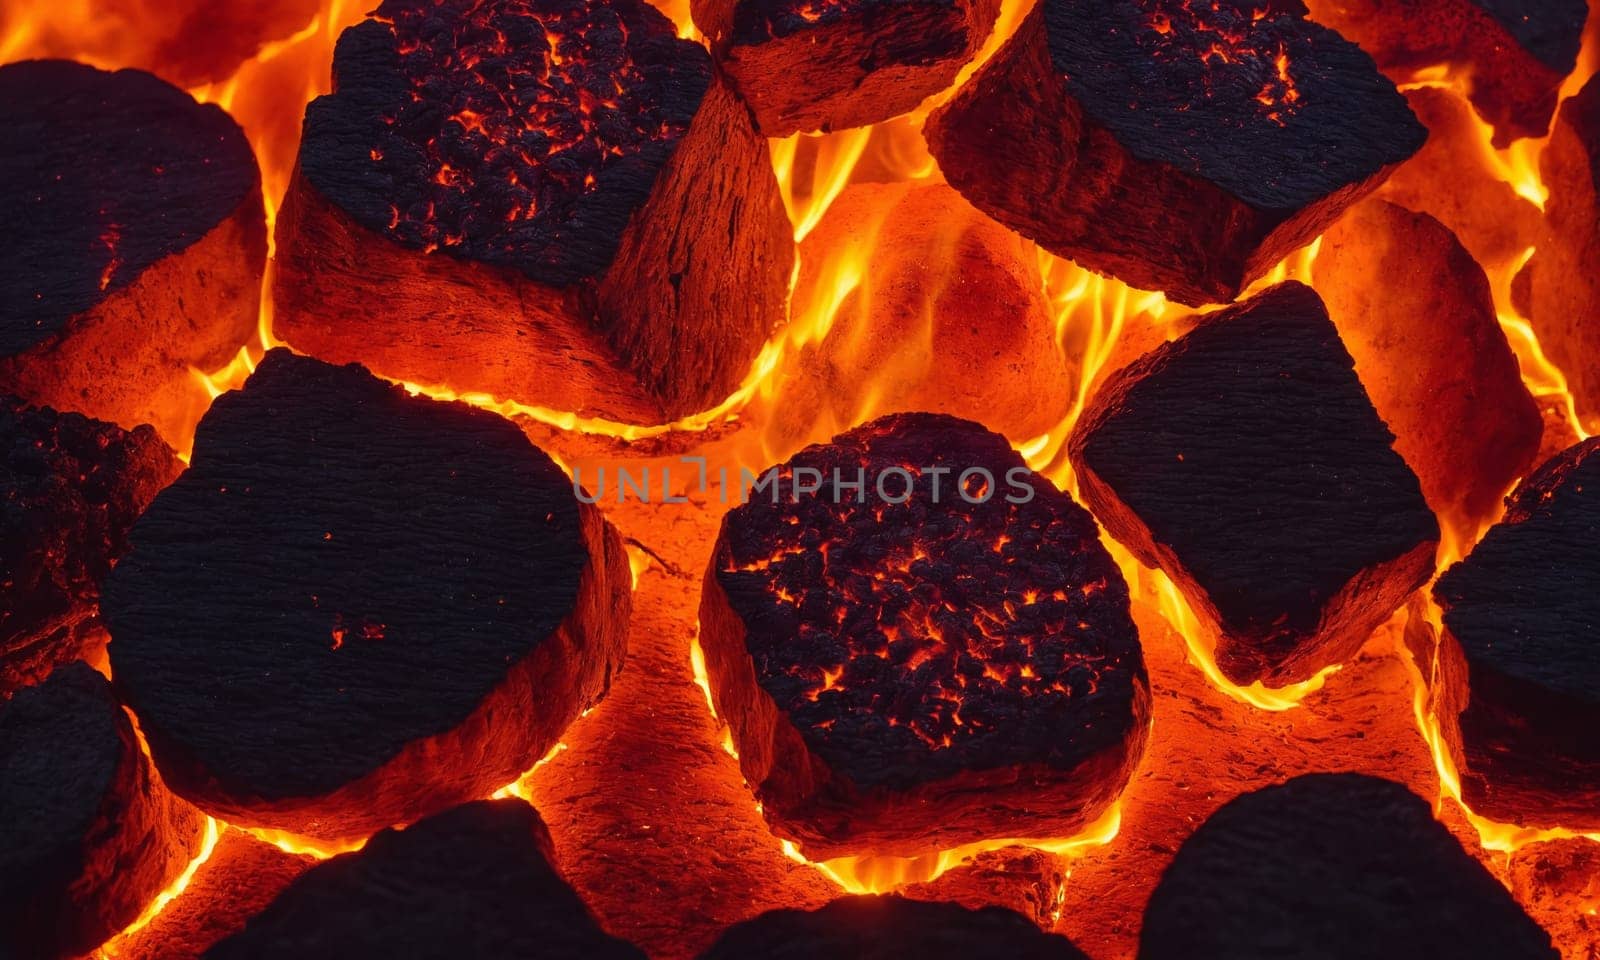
[13,0,1600,932]
[491,741,571,803]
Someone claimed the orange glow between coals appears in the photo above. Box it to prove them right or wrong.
[5,0,1600,949]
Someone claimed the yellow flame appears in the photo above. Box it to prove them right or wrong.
[1023,241,1333,712]
[1149,569,1340,712]
[92,816,220,957]
[1489,246,1592,443]
[1401,603,1600,855]
[236,825,364,859]
[1395,29,1599,449]
[491,741,570,802]
[625,544,651,591]
[689,635,740,759]
[1398,70,1547,208]
[1383,44,1600,858]
[787,802,1122,894]
[772,128,876,243]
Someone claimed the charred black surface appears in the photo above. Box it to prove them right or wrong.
[280,0,788,422]
[702,413,1148,856]
[1138,774,1558,960]
[1433,438,1600,830]
[303,0,710,286]
[718,413,1143,788]
[0,60,258,351]
[1475,0,1587,71]
[695,0,1001,135]
[1070,282,1438,687]
[0,663,204,960]
[927,0,1424,304]
[1515,73,1600,428]
[206,799,645,960]
[1,397,180,695]
[699,895,1091,959]
[1046,0,1419,208]
[104,350,628,838]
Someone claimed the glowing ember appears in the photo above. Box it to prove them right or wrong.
[1141,0,1302,124]
[204,800,648,960]
[1140,774,1559,958]
[731,0,855,40]
[309,0,708,279]
[719,416,1141,773]
[701,0,1003,136]
[0,397,181,696]
[928,0,1424,304]
[0,60,260,330]
[4,0,1600,954]
[1070,282,1439,689]
[702,413,1148,860]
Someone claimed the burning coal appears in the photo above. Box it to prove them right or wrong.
[1,0,1599,956]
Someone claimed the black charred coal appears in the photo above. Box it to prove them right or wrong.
[305,0,708,284]
[1138,773,1558,960]
[103,349,631,842]
[699,895,1091,959]
[691,0,1002,135]
[0,663,205,960]
[1473,0,1586,72]
[1432,438,1600,831]
[206,798,645,959]
[1,396,180,695]
[0,60,264,434]
[1070,282,1439,688]
[276,0,791,422]
[700,412,1149,859]
[926,0,1425,305]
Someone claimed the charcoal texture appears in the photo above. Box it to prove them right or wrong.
[1432,438,1600,830]
[1474,0,1587,69]
[699,895,1091,959]
[0,60,258,347]
[0,663,205,959]
[701,412,1148,857]
[277,0,791,421]
[927,0,1424,304]
[1,396,180,695]
[104,350,630,840]
[302,0,710,287]
[693,0,1001,135]
[0,60,264,436]
[206,799,645,959]
[1070,282,1438,687]
[1139,774,1558,959]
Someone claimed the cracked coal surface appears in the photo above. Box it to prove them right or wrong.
[714,412,1146,791]
[303,0,710,283]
